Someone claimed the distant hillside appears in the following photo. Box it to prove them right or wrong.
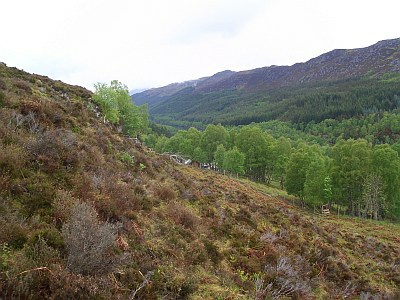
[129,88,147,95]
[134,70,235,106]
[134,38,400,127]
[2,63,400,299]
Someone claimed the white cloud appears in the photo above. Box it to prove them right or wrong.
[0,0,399,91]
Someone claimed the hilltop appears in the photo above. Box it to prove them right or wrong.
[1,63,400,299]
[133,38,400,127]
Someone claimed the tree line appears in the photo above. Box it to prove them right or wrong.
[144,124,400,220]
[256,111,400,147]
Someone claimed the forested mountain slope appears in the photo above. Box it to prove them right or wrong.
[1,63,400,299]
[134,38,400,127]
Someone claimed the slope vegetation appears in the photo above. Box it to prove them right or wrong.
[1,63,399,299]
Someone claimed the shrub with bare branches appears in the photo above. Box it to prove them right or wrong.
[255,255,311,299]
[62,201,121,275]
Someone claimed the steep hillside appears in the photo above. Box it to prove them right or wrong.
[134,38,400,127]
[133,70,235,106]
[1,63,400,299]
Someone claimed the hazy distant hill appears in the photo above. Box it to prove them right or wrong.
[129,88,148,95]
[134,38,400,127]
[133,70,235,106]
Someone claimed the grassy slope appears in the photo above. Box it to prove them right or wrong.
[0,63,399,299]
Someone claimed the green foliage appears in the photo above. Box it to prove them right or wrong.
[0,219,27,249]
[145,76,400,130]
[27,228,64,251]
[118,151,134,166]
[304,158,331,207]
[93,82,120,124]
[147,120,400,219]
[200,124,228,162]
[272,137,292,189]
[372,144,400,218]
[148,121,176,137]
[285,147,313,199]
[323,176,333,203]
[214,144,226,170]
[332,139,372,215]
[235,126,275,181]
[192,146,207,163]
[93,80,148,136]
[304,112,400,145]
[362,173,387,220]
[285,143,322,199]
[223,146,245,176]
[0,243,12,271]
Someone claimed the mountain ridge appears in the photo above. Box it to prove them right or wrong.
[133,38,400,127]
[137,38,400,99]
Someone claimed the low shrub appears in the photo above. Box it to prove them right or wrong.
[3,238,61,298]
[118,151,134,166]
[0,143,27,176]
[256,255,311,299]
[20,175,56,217]
[14,80,31,94]
[27,228,64,252]
[28,129,80,172]
[154,185,176,202]
[203,240,223,265]
[0,219,28,249]
[167,202,198,230]
[62,201,121,275]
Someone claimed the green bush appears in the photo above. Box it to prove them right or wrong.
[118,151,134,166]
[28,228,64,252]
[0,221,27,249]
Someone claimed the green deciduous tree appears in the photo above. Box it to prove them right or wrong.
[214,144,226,171]
[273,137,292,189]
[93,80,148,136]
[372,144,400,218]
[235,127,274,182]
[361,173,386,220]
[304,157,332,208]
[200,124,228,162]
[154,136,168,153]
[223,146,245,177]
[93,82,120,124]
[331,139,372,216]
[285,145,315,200]
[192,147,207,163]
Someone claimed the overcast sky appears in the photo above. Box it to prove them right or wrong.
[1,0,399,91]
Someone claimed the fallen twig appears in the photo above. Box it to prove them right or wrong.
[129,270,154,300]
[16,266,53,277]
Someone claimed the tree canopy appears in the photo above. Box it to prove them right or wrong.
[93,80,148,137]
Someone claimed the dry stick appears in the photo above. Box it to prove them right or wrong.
[16,266,53,277]
[129,270,154,300]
